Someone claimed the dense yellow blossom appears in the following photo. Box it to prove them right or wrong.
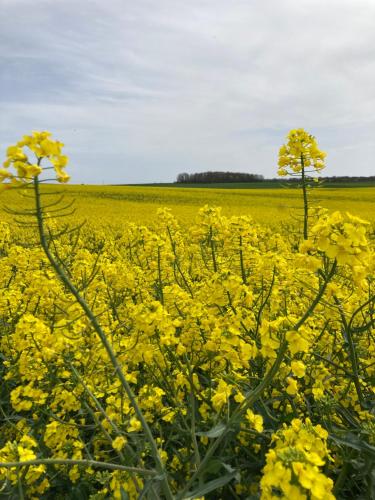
[0,132,373,498]
[0,201,371,497]
[2,131,70,186]
[278,128,326,176]
[261,419,335,499]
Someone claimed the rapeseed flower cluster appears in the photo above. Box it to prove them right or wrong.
[261,419,334,499]
[278,128,326,176]
[1,131,69,186]
[0,434,49,498]
[302,210,372,268]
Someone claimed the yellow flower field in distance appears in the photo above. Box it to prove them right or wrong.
[1,184,374,229]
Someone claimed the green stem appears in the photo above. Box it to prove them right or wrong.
[334,296,365,409]
[157,245,164,304]
[209,226,218,273]
[176,259,336,500]
[239,235,247,284]
[301,154,309,240]
[17,469,25,500]
[0,459,155,475]
[175,340,288,500]
[333,461,349,496]
[33,177,174,500]
[294,260,337,331]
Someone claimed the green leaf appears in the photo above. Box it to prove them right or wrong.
[200,459,223,475]
[138,479,160,499]
[330,433,375,457]
[196,422,226,439]
[183,471,237,499]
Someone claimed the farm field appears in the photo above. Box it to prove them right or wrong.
[1,181,374,499]
[0,132,374,499]
[2,184,375,229]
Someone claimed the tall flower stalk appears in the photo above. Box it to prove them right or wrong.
[1,131,174,499]
[278,128,326,239]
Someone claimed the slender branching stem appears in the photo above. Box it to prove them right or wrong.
[301,154,309,240]
[176,258,336,499]
[33,176,174,500]
[0,459,156,475]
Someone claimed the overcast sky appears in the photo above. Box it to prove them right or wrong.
[1,0,374,183]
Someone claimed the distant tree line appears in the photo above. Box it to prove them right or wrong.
[175,172,375,185]
[318,175,375,183]
[176,171,264,183]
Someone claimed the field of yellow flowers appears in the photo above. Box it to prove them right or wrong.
[0,131,374,499]
[69,183,375,226]
[2,183,375,229]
